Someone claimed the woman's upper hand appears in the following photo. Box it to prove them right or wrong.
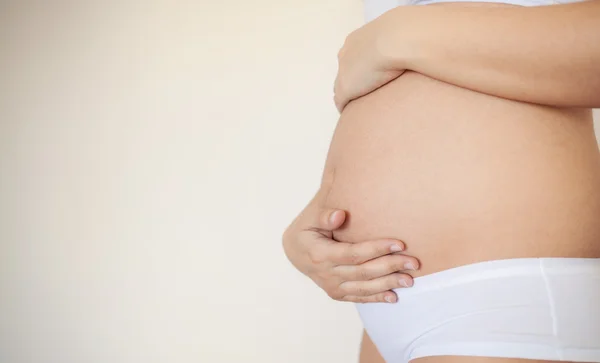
[333,11,406,113]
[282,204,420,303]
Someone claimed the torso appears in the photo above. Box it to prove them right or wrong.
[321,67,600,277]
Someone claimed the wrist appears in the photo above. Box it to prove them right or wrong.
[378,6,428,72]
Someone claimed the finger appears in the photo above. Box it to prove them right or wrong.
[317,208,346,231]
[333,74,340,94]
[339,273,413,297]
[331,239,406,265]
[333,76,346,113]
[341,291,399,304]
[334,95,344,113]
[337,254,420,281]
[334,92,350,114]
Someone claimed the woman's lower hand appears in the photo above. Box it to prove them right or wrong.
[283,203,419,303]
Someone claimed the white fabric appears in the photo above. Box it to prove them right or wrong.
[357,258,600,362]
[363,0,585,22]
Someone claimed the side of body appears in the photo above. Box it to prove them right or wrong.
[320,2,600,362]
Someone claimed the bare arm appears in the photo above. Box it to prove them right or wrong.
[381,1,600,107]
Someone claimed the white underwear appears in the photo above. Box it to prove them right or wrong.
[356,258,600,362]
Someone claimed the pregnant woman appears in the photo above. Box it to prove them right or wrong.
[283,0,600,362]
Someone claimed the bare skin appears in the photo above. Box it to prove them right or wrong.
[359,331,582,363]
[321,49,600,363]
[359,331,385,363]
[324,70,600,276]
[282,0,600,360]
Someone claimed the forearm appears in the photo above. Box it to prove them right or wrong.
[385,1,600,107]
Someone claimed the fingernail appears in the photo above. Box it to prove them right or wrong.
[329,211,338,224]
[384,295,395,303]
[404,262,416,270]
[401,279,413,288]
[390,244,403,252]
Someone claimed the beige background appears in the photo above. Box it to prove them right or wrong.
[0,1,598,363]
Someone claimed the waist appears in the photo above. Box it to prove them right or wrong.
[322,72,600,275]
[356,257,600,362]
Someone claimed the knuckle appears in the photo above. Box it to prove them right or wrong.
[347,249,362,265]
[341,281,372,297]
[314,271,328,283]
[355,285,370,296]
[308,246,327,265]
[341,295,353,302]
[356,267,371,281]
[337,281,351,294]
[327,289,345,301]
[389,257,406,272]
[367,244,382,258]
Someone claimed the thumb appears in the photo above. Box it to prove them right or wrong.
[318,208,346,231]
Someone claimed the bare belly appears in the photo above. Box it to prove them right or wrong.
[322,71,600,277]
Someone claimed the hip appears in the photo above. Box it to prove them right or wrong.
[357,257,600,363]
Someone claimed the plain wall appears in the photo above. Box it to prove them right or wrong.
[0,1,598,363]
